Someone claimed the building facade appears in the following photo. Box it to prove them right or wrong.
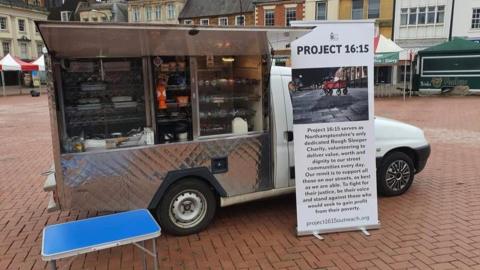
[451,0,480,42]
[178,0,254,26]
[128,0,185,24]
[393,0,452,51]
[338,0,393,38]
[254,0,305,26]
[0,0,48,61]
[77,0,128,22]
[304,0,339,20]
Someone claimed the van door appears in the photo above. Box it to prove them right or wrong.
[280,75,295,186]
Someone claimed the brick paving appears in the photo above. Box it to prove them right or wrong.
[1,95,480,269]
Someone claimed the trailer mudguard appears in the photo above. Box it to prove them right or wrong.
[147,167,227,210]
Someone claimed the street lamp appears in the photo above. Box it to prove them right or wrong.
[90,9,111,22]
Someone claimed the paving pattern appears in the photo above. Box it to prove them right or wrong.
[2,95,480,269]
[291,88,368,124]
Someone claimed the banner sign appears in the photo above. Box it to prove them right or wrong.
[290,22,379,236]
[374,52,399,65]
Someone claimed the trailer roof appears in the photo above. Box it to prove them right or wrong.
[36,21,310,58]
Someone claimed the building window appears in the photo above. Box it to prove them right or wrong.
[155,5,161,20]
[368,0,380,19]
[19,42,28,59]
[437,6,445,23]
[417,7,426,24]
[101,16,107,22]
[146,6,152,21]
[265,10,274,26]
[184,19,193,24]
[400,8,408,25]
[0,17,7,30]
[427,6,435,24]
[92,17,98,22]
[18,19,25,32]
[472,8,480,29]
[352,0,363,19]
[2,41,10,56]
[235,15,245,26]
[167,3,175,19]
[218,17,228,26]
[132,7,140,22]
[408,8,417,25]
[286,7,296,26]
[316,1,327,20]
[37,43,43,57]
[83,18,89,22]
[60,11,71,22]
[200,19,209,25]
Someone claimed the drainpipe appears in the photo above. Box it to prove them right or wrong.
[449,0,455,40]
[391,0,396,41]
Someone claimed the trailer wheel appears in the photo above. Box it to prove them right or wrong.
[336,89,342,96]
[156,179,217,235]
[343,88,348,95]
[377,152,415,196]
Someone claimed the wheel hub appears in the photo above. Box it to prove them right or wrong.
[169,190,207,228]
[385,160,411,191]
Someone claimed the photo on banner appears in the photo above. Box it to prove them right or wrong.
[291,21,380,236]
[291,66,369,124]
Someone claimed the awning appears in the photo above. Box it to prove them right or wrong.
[32,55,45,71]
[36,21,309,58]
[374,35,403,65]
[0,53,39,71]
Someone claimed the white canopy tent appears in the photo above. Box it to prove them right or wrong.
[374,35,412,99]
[32,55,45,71]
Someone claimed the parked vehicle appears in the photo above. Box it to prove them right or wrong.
[321,76,348,96]
[40,23,430,236]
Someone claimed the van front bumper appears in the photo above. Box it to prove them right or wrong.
[414,144,431,174]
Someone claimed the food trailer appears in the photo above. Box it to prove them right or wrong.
[38,21,309,235]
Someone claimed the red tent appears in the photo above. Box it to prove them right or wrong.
[0,53,39,96]
[0,53,38,71]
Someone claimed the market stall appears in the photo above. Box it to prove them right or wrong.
[373,35,405,97]
[0,53,39,96]
[416,38,480,92]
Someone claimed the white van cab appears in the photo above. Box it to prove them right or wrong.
[270,66,430,197]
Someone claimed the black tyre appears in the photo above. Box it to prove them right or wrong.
[336,89,342,96]
[377,152,415,196]
[343,88,348,95]
[156,179,217,235]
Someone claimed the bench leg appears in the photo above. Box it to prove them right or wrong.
[152,239,158,270]
[49,260,57,270]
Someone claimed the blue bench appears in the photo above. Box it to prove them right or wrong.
[42,209,161,270]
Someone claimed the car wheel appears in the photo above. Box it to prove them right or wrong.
[378,152,415,196]
[156,179,217,235]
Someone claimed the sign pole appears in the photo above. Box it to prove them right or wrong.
[403,60,407,101]
[2,70,5,97]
